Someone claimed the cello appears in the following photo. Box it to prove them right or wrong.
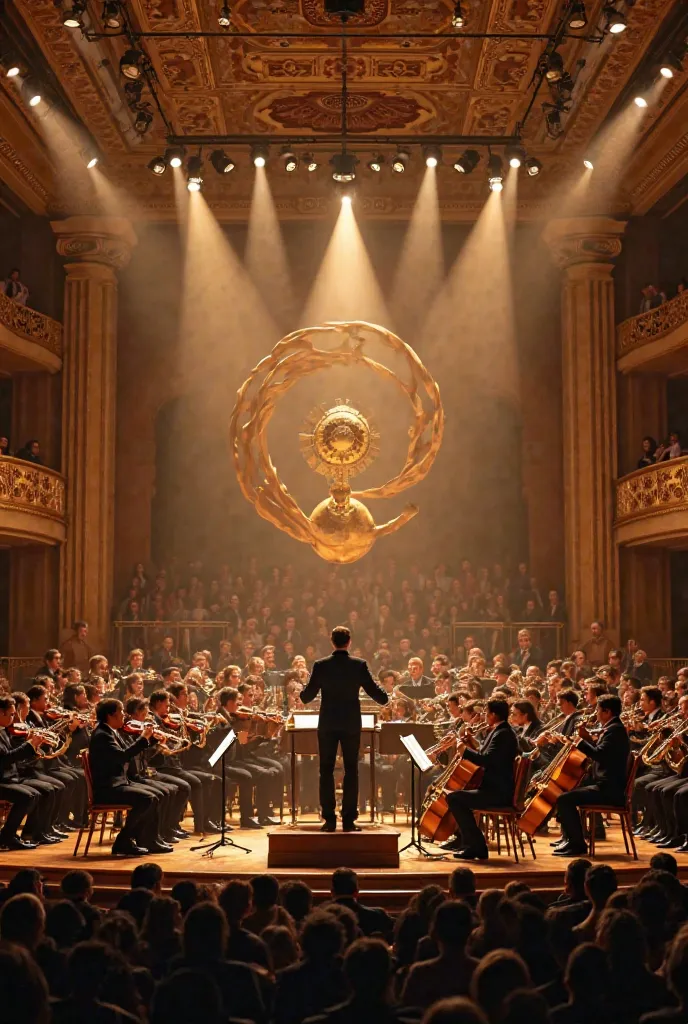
[418,747,484,843]
[517,737,589,835]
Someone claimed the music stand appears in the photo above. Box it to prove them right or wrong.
[191,729,251,858]
[398,733,446,859]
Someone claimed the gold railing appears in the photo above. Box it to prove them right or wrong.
[451,621,567,660]
[617,290,688,358]
[0,457,65,523]
[648,658,688,678]
[615,456,688,525]
[0,292,63,357]
[0,657,44,687]
[112,620,236,667]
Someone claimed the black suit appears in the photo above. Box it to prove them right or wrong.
[300,648,388,825]
[332,895,393,940]
[446,720,518,857]
[556,716,630,849]
[0,728,55,841]
[88,723,159,849]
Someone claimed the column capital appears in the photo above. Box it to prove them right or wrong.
[51,216,137,272]
[542,216,627,271]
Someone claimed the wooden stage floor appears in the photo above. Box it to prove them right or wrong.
[0,818,686,907]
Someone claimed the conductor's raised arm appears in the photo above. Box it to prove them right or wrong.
[299,661,322,705]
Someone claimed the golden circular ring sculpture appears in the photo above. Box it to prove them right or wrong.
[230,320,444,563]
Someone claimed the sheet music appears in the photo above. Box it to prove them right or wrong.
[290,713,378,730]
[208,728,236,767]
[400,733,433,772]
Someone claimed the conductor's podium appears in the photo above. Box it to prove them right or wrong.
[267,823,400,868]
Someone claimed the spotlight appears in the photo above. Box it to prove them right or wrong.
[218,3,231,27]
[82,148,99,169]
[341,193,352,206]
[453,149,479,174]
[62,1,86,28]
[102,1,123,29]
[303,153,318,172]
[451,1,464,28]
[22,78,43,107]
[187,154,203,192]
[120,49,143,79]
[124,79,144,105]
[604,5,627,34]
[1,54,22,78]
[487,154,504,192]
[423,144,441,168]
[545,51,564,82]
[281,147,298,172]
[659,53,684,79]
[583,157,594,170]
[330,151,358,182]
[545,106,563,138]
[148,155,167,175]
[134,109,153,134]
[392,149,410,173]
[367,155,384,172]
[634,94,648,108]
[165,145,185,168]
[525,156,542,176]
[210,149,235,174]
[251,143,269,168]
[505,143,525,168]
[568,1,587,28]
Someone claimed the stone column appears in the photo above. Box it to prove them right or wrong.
[51,217,137,653]
[543,216,626,648]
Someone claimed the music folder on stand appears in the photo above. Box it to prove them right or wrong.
[398,733,446,859]
[191,728,251,858]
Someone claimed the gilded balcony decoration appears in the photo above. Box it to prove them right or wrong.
[0,292,63,358]
[0,457,66,542]
[616,456,688,528]
[617,290,688,358]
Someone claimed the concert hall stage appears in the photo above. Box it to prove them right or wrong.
[0,822,685,909]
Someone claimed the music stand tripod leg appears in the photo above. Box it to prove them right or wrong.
[398,761,446,859]
[191,749,251,857]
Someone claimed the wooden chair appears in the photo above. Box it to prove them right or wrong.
[579,752,641,860]
[479,756,536,863]
[0,802,11,831]
[73,750,132,857]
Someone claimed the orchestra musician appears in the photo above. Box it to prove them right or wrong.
[88,698,169,856]
[214,686,281,828]
[0,695,59,850]
[530,689,582,762]
[636,693,688,850]
[510,699,544,753]
[147,689,222,836]
[553,694,630,857]
[300,625,388,832]
[25,683,86,831]
[439,697,518,861]
[630,685,668,835]
[394,657,435,702]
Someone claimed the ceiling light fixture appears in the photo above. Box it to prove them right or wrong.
[148,155,167,175]
[22,78,43,107]
[251,143,269,168]
[568,1,587,28]
[3,58,21,78]
[82,148,99,169]
[634,94,648,108]
[187,154,203,192]
[303,153,318,172]
[525,156,542,176]
[545,106,563,138]
[453,149,480,174]
[281,147,298,172]
[165,145,185,168]
[367,155,384,172]
[134,109,153,134]
[487,153,504,192]
[102,1,123,29]
[545,51,564,82]
[423,144,441,168]
[210,149,235,174]
[62,1,87,29]
[452,1,464,28]
[505,143,525,168]
[604,5,627,34]
[331,151,358,182]
[392,150,410,173]
[659,52,684,79]
[218,3,231,27]
[120,49,143,80]
[583,157,594,169]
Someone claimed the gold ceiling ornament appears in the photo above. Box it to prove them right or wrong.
[230,320,444,563]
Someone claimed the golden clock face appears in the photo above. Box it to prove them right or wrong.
[300,401,379,477]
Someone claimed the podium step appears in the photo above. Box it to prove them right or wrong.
[267,823,400,868]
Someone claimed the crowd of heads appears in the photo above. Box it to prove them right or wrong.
[0,856,685,1024]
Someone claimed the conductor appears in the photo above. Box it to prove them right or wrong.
[300,625,388,832]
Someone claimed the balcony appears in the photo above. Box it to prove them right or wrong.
[615,456,688,547]
[616,291,688,375]
[0,293,62,374]
[0,457,66,545]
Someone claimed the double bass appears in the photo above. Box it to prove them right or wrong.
[419,724,489,843]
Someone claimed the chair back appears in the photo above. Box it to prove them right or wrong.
[79,749,95,806]
[512,755,530,811]
[624,752,641,804]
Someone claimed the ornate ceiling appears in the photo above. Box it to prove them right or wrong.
[1,0,688,219]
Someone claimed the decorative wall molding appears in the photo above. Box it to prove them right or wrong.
[0,458,66,525]
[0,293,63,359]
[617,290,688,358]
[616,457,688,525]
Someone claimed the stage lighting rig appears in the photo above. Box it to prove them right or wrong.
[487,154,504,192]
[251,143,269,168]
[423,145,441,168]
[544,104,564,139]
[583,157,594,169]
[0,54,22,78]
[604,5,627,34]
[218,4,231,27]
[62,1,87,29]
[543,51,564,83]
[102,1,123,29]
[148,155,167,175]
[367,155,384,172]
[568,1,587,29]
[505,144,525,168]
[21,77,43,107]
[134,108,153,134]
[331,151,358,182]
[304,153,318,172]
[659,47,685,79]
[187,154,203,192]
[634,94,648,108]
[281,148,299,172]
[165,146,185,168]
[525,156,542,176]
[120,49,144,80]
[211,149,235,174]
[453,149,479,174]
[452,2,464,28]
[392,150,410,173]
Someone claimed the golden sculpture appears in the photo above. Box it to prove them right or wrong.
[230,321,444,563]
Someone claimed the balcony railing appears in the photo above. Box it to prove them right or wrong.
[451,621,567,659]
[615,456,688,526]
[617,290,688,359]
[0,457,66,540]
[0,293,63,358]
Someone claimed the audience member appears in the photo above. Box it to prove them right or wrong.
[0,268,28,305]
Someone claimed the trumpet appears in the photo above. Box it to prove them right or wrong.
[642,717,688,767]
